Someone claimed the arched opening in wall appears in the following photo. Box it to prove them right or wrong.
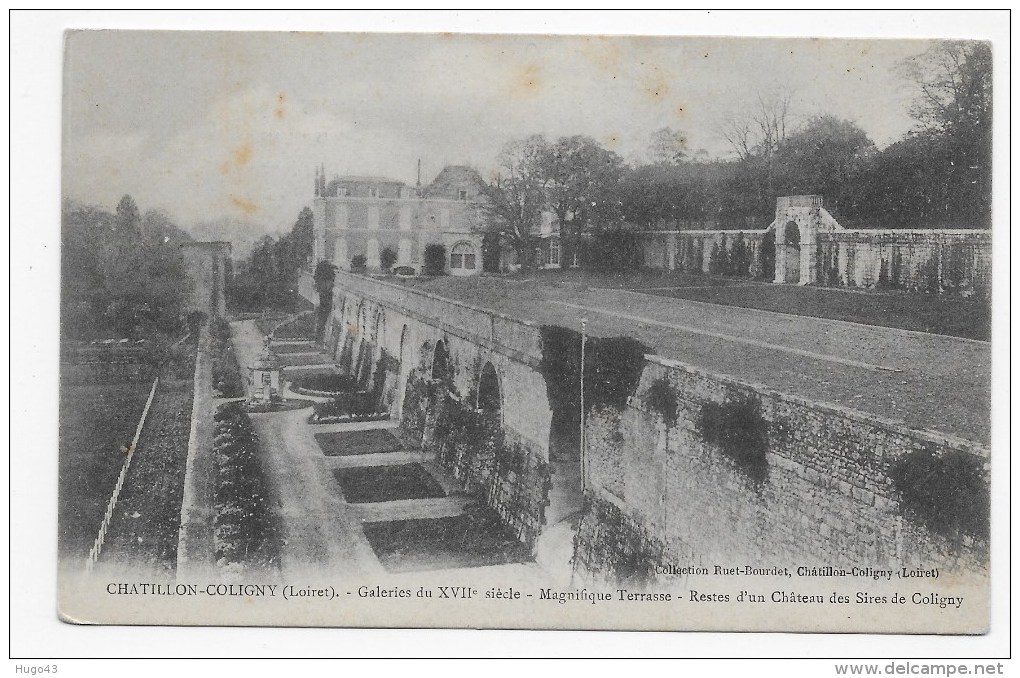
[783,221,802,284]
[431,339,452,384]
[327,295,346,356]
[399,325,411,377]
[476,362,502,421]
[354,302,370,382]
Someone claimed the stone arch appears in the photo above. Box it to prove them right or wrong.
[354,301,371,383]
[431,339,452,383]
[476,361,502,423]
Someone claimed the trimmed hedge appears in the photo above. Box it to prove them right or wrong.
[212,402,280,570]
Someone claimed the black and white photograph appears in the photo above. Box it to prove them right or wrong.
[11,10,1009,663]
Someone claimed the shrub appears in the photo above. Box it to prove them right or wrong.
[423,244,447,276]
[697,394,769,486]
[380,247,398,272]
[889,447,989,541]
[645,377,678,427]
[211,403,280,569]
[209,317,245,398]
[351,254,367,273]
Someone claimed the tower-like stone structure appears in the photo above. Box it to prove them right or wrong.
[180,241,232,316]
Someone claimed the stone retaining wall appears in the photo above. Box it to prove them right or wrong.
[576,355,990,583]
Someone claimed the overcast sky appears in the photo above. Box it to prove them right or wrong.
[62,31,931,234]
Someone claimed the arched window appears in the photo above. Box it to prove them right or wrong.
[450,242,477,270]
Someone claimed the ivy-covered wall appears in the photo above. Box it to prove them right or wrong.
[575,357,990,584]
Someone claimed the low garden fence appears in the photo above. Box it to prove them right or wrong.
[84,376,160,573]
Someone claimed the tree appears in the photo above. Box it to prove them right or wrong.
[540,135,625,266]
[313,260,337,297]
[61,197,191,340]
[379,247,397,272]
[718,87,797,217]
[647,127,689,165]
[772,115,875,214]
[423,244,447,276]
[313,260,337,338]
[899,40,992,227]
[478,135,549,270]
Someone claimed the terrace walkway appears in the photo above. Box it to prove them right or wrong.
[389,275,991,445]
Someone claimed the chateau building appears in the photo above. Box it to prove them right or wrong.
[311,164,488,276]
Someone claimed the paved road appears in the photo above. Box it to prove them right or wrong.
[394,277,991,445]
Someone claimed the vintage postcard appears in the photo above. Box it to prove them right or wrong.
[57,28,994,634]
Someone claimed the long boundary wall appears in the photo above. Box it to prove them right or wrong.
[636,196,991,296]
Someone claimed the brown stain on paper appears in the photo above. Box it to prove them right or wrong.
[230,195,259,216]
[220,142,254,176]
[275,93,287,120]
[516,64,542,96]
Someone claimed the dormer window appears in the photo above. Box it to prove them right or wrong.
[369,187,379,198]
[458,189,468,201]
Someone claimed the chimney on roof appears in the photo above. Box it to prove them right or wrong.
[416,159,421,188]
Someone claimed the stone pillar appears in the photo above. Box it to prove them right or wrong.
[666,233,677,271]
[774,230,787,284]
[800,225,817,285]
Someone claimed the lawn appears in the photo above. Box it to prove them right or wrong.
[640,283,991,341]
[58,380,153,558]
[314,429,404,457]
[333,463,445,503]
[422,269,991,341]
[361,507,532,572]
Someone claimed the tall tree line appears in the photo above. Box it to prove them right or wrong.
[480,39,991,269]
[226,206,315,312]
[61,195,194,340]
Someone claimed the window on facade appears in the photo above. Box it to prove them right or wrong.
[451,242,477,270]
[458,189,467,201]
[369,187,378,198]
[548,238,560,266]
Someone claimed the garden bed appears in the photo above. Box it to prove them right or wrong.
[333,463,445,503]
[277,353,333,367]
[271,313,316,340]
[309,391,388,424]
[272,342,319,354]
[361,507,532,572]
[290,373,359,394]
[314,429,404,457]
[245,398,315,414]
[309,412,391,425]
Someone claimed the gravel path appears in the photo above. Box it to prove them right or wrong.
[231,320,383,578]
